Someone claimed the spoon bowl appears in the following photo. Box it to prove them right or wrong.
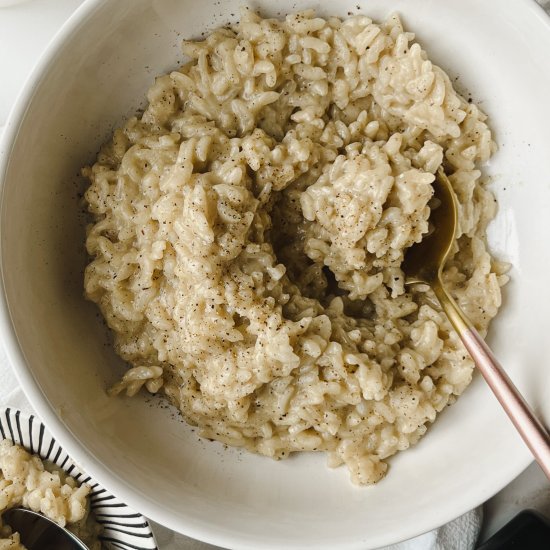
[402,168,458,286]
[2,508,88,550]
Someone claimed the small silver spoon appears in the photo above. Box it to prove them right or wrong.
[2,507,89,550]
[402,168,550,478]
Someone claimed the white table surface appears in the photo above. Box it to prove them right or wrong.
[1,1,549,548]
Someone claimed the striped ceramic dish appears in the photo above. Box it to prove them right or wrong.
[0,407,158,550]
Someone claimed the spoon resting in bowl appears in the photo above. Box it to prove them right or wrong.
[2,508,89,550]
[402,168,550,479]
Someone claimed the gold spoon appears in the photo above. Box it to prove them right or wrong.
[402,168,550,479]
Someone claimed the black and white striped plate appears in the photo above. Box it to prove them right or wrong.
[0,407,158,550]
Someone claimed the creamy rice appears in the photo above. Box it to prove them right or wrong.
[84,9,507,484]
[0,440,101,549]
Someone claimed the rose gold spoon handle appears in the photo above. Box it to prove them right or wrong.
[403,168,550,479]
[433,279,550,479]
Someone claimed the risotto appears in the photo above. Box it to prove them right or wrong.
[0,440,101,550]
[83,9,507,484]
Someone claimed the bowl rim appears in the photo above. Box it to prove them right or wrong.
[0,0,548,548]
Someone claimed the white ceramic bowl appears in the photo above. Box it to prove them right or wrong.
[1,1,550,549]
